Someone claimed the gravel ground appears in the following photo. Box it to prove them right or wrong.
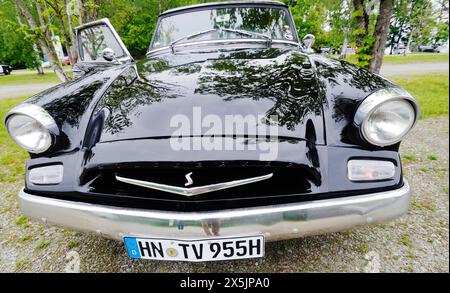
[0,116,448,273]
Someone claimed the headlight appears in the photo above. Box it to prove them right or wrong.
[4,104,56,153]
[355,88,419,147]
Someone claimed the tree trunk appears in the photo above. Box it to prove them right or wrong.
[65,0,79,66]
[340,38,349,59]
[405,27,415,56]
[389,19,397,55]
[35,1,70,81]
[395,21,404,54]
[353,0,370,47]
[16,10,44,74]
[48,0,75,66]
[368,0,394,74]
[33,44,44,74]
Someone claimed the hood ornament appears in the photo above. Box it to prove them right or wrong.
[185,172,193,186]
[115,173,273,197]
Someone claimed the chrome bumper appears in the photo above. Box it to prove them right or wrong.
[18,181,410,241]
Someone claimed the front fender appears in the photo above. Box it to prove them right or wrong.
[13,65,130,157]
[310,55,401,150]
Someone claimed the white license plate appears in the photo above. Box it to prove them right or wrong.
[124,235,265,262]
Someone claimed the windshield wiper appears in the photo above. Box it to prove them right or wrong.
[169,28,272,53]
[220,28,272,45]
[169,29,217,53]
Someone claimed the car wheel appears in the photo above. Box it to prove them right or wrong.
[5,71,11,75]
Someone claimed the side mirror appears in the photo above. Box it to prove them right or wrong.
[302,34,315,54]
[102,48,116,62]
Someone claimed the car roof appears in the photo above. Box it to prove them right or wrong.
[160,0,288,17]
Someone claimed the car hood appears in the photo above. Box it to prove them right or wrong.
[96,48,325,143]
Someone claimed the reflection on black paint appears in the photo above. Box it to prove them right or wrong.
[195,50,322,131]
[37,81,104,127]
[153,6,292,47]
[98,71,181,135]
[97,48,325,141]
[312,56,396,147]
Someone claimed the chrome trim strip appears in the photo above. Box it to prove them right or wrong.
[18,180,410,241]
[147,39,300,56]
[115,173,273,196]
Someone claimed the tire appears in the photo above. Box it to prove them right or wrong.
[5,71,11,75]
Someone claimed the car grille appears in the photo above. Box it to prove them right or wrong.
[83,161,321,211]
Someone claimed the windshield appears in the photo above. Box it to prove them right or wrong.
[150,6,296,49]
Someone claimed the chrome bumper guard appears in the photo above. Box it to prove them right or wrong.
[18,181,410,241]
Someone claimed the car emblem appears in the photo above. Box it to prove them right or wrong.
[185,172,193,186]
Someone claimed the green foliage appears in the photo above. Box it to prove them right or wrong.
[351,3,378,69]
[289,0,354,51]
[0,1,39,69]
[99,0,219,57]
[1,0,448,68]
[355,35,374,68]
[388,0,449,53]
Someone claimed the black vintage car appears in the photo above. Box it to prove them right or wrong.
[0,64,13,75]
[4,1,419,262]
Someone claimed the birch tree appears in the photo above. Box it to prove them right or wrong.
[16,0,70,81]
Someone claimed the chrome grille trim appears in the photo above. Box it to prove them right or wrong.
[115,173,273,197]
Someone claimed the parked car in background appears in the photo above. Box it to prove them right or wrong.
[41,60,51,68]
[343,46,356,55]
[435,43,449,53]
[61,56,71,66]
[418,45,439,53]
[386,43,411,55]
[317,46,331,55]
[0,64,13,75]
[5,0,419,263]
[40,56,71,68]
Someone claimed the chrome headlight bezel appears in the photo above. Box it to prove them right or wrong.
[354,88,420,147]
[4,104,58,154]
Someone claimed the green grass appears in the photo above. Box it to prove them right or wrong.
[0,97,29,183]
[402,154,419,162]
[390,73,449,118]
[67,240,80,248]
[0,73,61,86]
[338,53,449,65]
[427,154,438,161]
[19,235,33,243]
[35,240,50,250]
[15,259,32,271]
[400,233,414,248]
[15,215,29,227]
